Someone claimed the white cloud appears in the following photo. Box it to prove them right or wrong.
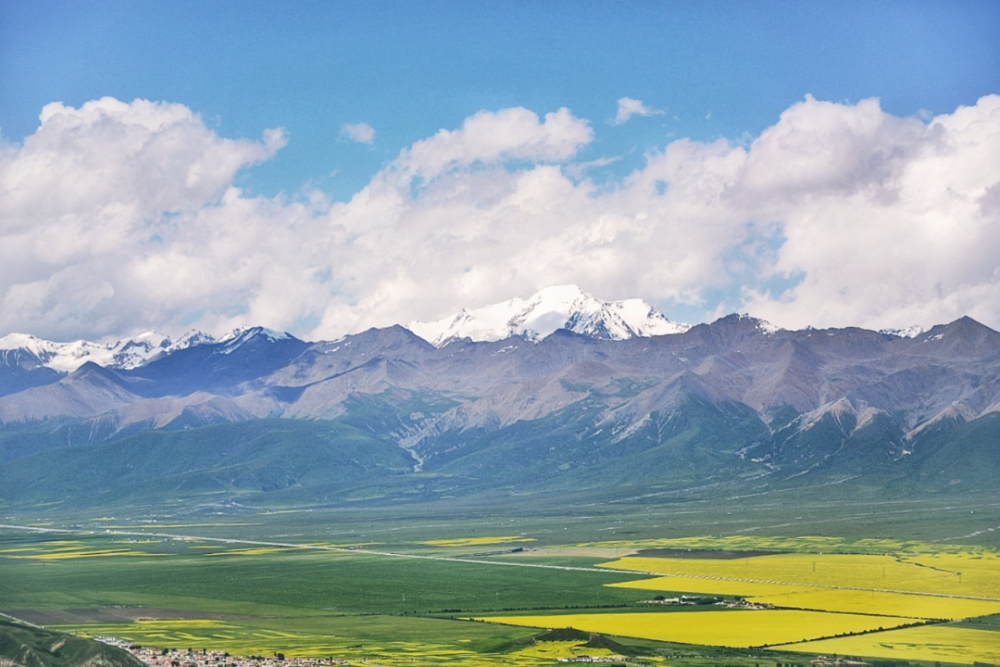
[340,122,375,144]
[613,97,664,125]
[733,94,1000,331]
[0,98,286,340]
[733,95,925,204]
[2,94,999,342]
[395,107,593,181]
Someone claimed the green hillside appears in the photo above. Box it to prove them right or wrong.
[0,617,143,667]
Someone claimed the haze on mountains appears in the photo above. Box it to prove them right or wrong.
[1,286,996,510]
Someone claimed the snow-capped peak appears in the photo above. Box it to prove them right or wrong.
[171,330,217,349]
[0,330,215,372]
[733,313,781,335]
[407,285,690,347]
[217,326,293,354]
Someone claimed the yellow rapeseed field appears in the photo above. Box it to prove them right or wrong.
[421,536,537,547]
[746,588,1000,620]
[2,546,161,560]
[509,640,615,660]
[610,575,1000,620]
[205,547,298,556]
[63,619,315,656]
[478,610,915,648]
[906,552,1000,598]
[612,574,802,598]
[0,539,86,553]
[0,539,166,560]
[577,534,988,556]
[785,625,1000,664]
[600,552,1000,600]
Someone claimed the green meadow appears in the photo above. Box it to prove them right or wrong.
[2,492,1000,666]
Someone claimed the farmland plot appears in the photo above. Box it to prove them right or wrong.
[477,610,917,648]
[784,624,1000,664]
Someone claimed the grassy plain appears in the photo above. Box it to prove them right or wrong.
[2,492,999,666]
[0,530,649,666]
[0,534,646,616]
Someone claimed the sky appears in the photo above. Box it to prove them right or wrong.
[1,1,999,342]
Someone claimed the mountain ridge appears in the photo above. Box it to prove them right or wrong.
[407,284,691,346]
[2,285,926,376]
[0,311,997,509]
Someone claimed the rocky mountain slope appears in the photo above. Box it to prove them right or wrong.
[1,312,998,509]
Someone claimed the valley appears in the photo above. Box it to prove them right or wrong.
[2,490,999,666]
[1,303,999,666]
[4,3,997,665]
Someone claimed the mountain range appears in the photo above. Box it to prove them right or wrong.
[0,285,684,379]
[408,284,689,346]
[0,286,995,511]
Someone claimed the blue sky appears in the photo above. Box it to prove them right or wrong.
[1,2,999,340]
[5,1,996,198]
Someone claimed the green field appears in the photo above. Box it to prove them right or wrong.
[2,493,1000,666]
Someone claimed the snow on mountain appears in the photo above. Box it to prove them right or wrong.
[735,313,782,335]
[408,284,690,347]
[0,333,125,372]
[0,326,299,373]
[880,325,925,338]
[170,330,217,350]
[217,326,295,354]
[0,330,215,372]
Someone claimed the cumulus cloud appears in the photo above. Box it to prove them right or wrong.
[394,107,593,181]
[340,122,375,144]
[733,95,925,203]
[737,94,1000,331]
[0,98,287,340]
[2,94,999,342]
[613,97,664,125]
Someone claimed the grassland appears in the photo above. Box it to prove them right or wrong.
[0,529,649,666]
[2,493,999,666]
[0,534,648,617]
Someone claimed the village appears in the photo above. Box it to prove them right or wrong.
[96,637,349,667]
[639,595,774,611]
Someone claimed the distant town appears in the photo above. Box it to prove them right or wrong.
[97,637,348,667]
